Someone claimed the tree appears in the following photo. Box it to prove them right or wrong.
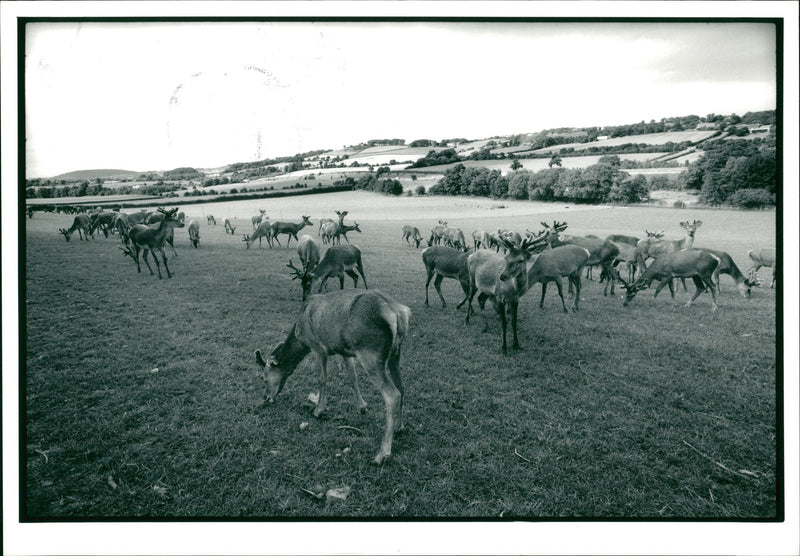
[548,154,562,168]
[510,159,523,171]
[376,166,390,178]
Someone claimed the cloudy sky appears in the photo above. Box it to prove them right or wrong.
[25,21,776,178]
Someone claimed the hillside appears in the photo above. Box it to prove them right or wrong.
[51,169,140,181]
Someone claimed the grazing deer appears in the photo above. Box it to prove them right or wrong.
[635,220,702,271]
[271,215,313,248]
[603,240,639,283]
[427,220,448,246]
[243,220,273,249]
[654,248,753,298]
[422,245,471,309]
[617,249,721,312]
[59,214,93,241]
[288,244,368,301]
[472,229,490,250]
[443,227,468,251]
[252,209,266,229]
[120,208,185,279]
[747,247,776,288]
[525,245,591,313]
[207,214,216,225]
[254,288,410,464]
[540,221,620,296]
[223,217,238,235]
[465,232,549,354]
[187,219,200,248]
[402,225,424,248]
[89,211,118,238]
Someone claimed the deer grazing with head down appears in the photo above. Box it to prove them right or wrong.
[427,220,448,246]
[224,217,238,235]
[402,225,424,248]
[120,207,185,279]
[422,245,472,309]
[747,247,776,289]
[59,214,93,242]
[187,219,200,248]
[242,220,273,249]
[285,235,322,300]
[465,232,550,354]
[287,244,369,302]
[270,216,313,248]
[89,211,118,238]
[207,214,216,225]
[253,288,410,464]
[617,248,721,312]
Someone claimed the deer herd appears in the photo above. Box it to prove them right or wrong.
[47,205,776,464]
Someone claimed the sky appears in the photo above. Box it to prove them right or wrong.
[24,21,776,178]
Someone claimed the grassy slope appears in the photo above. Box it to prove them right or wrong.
[23,199,778,518]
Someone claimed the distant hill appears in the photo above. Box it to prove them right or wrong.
[51,169,141,181]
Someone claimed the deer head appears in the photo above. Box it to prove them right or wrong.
[287,259,313,301]
[59,228,71,242]
[242,234,251,248]
[680,220,702,236]
[254,344,294,403]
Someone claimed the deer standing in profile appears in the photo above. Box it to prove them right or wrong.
[287,244,368,301]
[59,214,94,241]
[252,209,266,230]
[422,245,471,309]
[442,227,468,251]
[465,232,550,354]
[402,225,424,248]
[243,220,273,249]
[524,245,591,313]
[187,219,200,248]
[617,248,721,312]
[271,216,313,248]
[655,248,754,298]
[253,288,410,464]
[120,208,185,279]
[747,247,776,288]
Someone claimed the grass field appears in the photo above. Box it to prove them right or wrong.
[23,193,778,518]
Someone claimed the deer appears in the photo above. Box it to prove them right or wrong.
[524,245,591,313]
[242,220,273,249]
[443,227,468,251]
[125,210,149,225]
[747,247,776,288]
[427,220,448,246]
[59,214,93,241]
[253,288,410,464]
[223,217,238,235]
[287,244,368,301]
[606,233,641,247]
[654,248,754,298]
[119,207,185,279]
[320,221,338,245]
[27,207,34,219]
[334,222,362,245]
[271,215,313,248]
[635,220,702,271]
[318,217,335,237]
[252,209,266,229]
[602,240,639,283]
[617,248,721,312]
[143,210,179,257]
[539,220,620,296]
[89,211,118,238]
[465,232,550,354]
[112,212,132,245]
[471,229,490,250]
[207,214,216,225]
[187,219,200,248]
[402,225,424,248]
[422,245,471,309]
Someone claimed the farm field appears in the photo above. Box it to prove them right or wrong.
[23,193,778,518]
[529,130,720,154]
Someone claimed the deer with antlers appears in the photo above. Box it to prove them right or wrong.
[465,231,550,354]
[617,248,721,312]
[270,215,313,248]
[253,288,410,464]
[285,235,322,300]
[287,244,369,301]
[119,208,185,279]
[59,214,94,242]
[635,220,702,271]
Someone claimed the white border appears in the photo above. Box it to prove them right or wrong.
[3,2,798,555]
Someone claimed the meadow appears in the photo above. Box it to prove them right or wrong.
[23,192,778,519]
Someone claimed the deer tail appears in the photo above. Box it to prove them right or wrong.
[381,300,411,357]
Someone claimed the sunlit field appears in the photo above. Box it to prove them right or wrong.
[23,192,778,518]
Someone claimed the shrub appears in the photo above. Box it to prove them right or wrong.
[673,200,686,208]
[729,188,773,209]
[415,185,426,196]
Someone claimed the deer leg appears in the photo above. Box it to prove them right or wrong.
[509,301,521,350]
[685,276,706,308]
[553,278,568,313]
[150,249,164,279]
[539,281,548,309]
[703,276,718,311]
[141,249,156,276]
[343,357,368,414]
[464,282,478,324]
[160,248,173,278]
[346,269,360,289]
[571,275,581,312]
[359,351,401,464]
[477,292,491,332]
[339,273,346,290]
[497,301,508,355]
[318,276,330,293]
[455,279,470,310]
[357,262,368,289]
[424,270,434,306]
[653,279,671,299]
[314,352,329,417]
[603,264,615,296]
[433,274,447,308]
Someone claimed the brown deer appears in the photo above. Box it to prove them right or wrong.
[287,244,368,301]
[253,288,410,464]
[670,248,754,298]
[422,245,471,309]
[471,229,490,250]
[187,219,200,248]
[442,227,468,251]
[59,214,93,241]
[120,208,185,279]
[465,232,549,354]
[747,247,776,288]
[334,222,362,245]
[635,220,702,271]
[617,248,721,312]
[271,215,313,247]
[402,225,424,248]
[113,212,132,245]
[89,211,118,238]
[243,220,273,249]
[251,209,266,229]
[524,245,591,313]
[224,217,238,235]
[206,214,216,225]
[427,220,448,246]
[320,221,337,245]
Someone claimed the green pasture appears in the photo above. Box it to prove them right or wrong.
[22,196,778,518]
